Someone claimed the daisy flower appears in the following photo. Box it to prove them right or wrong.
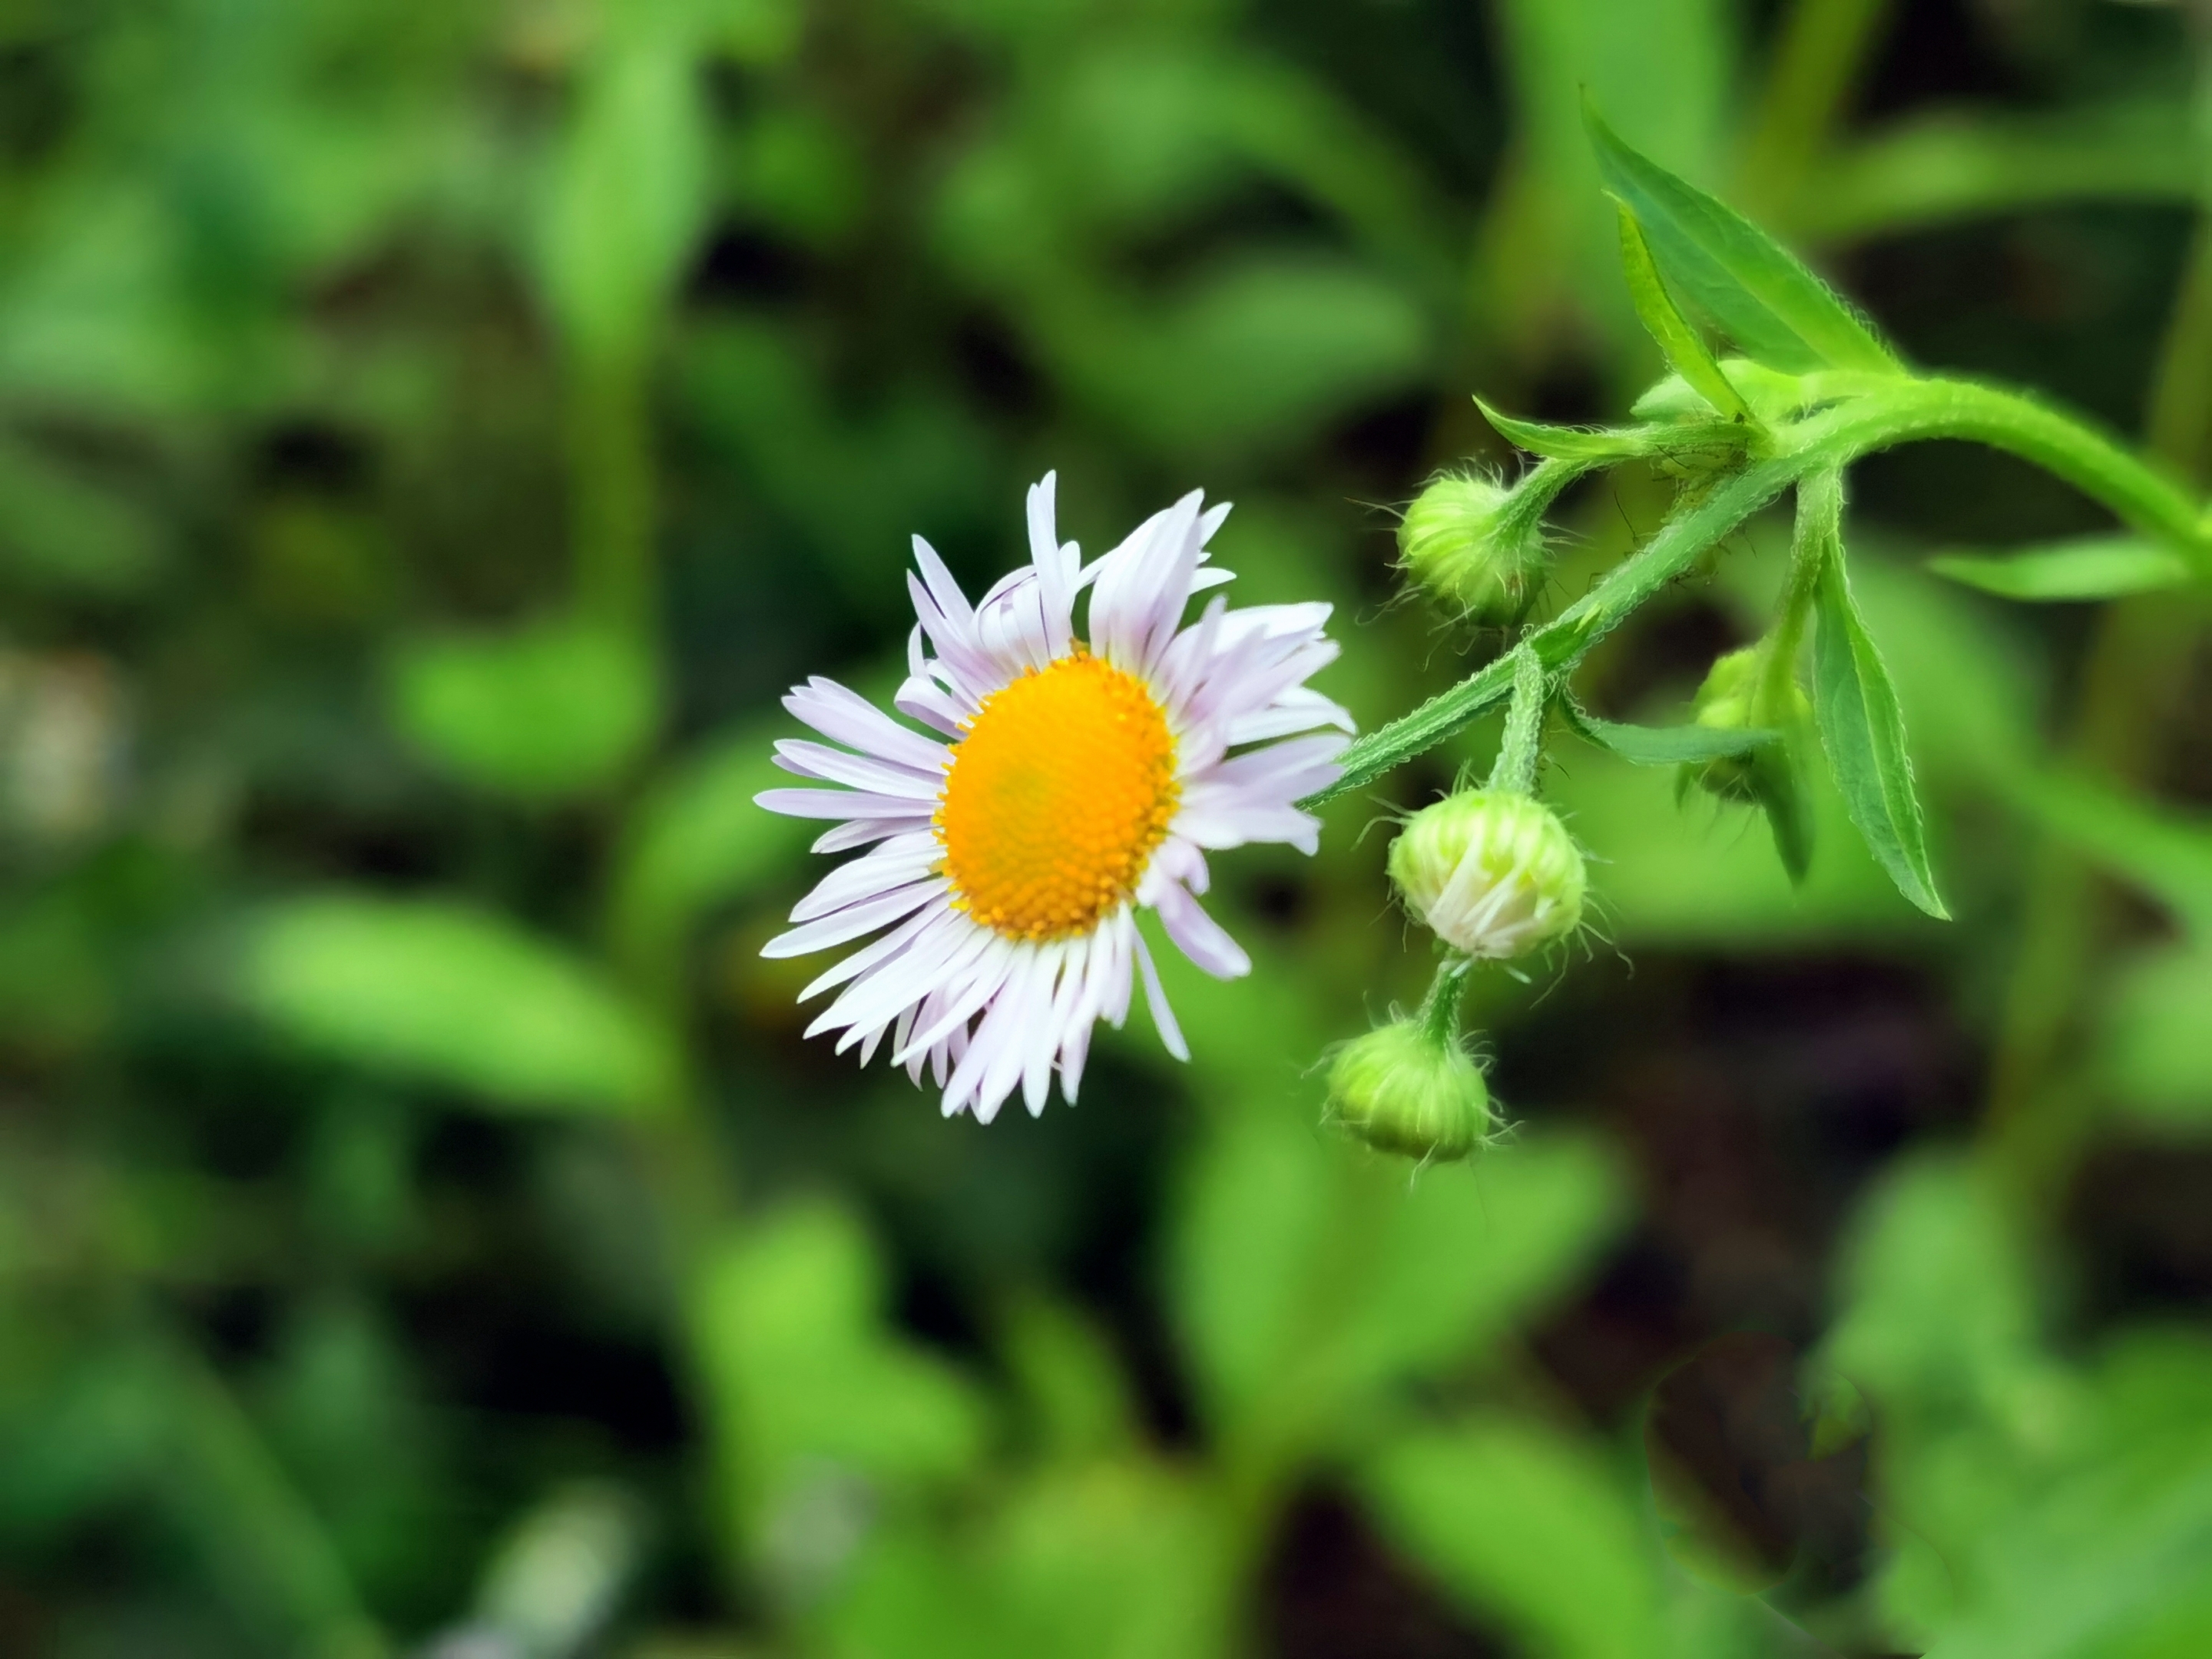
[757,474,1353,1124]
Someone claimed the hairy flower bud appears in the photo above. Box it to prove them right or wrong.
[1685,645,1810,803]
[1388,790,1586,959]
[1326,1016,1494,1163]
[1396,472,1548,624]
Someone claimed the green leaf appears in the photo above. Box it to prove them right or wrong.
[1172,1069,1626,1450]
[1628,356,1833,424]
[1361,1417,1668,1659]
[1810,506,1949,918]
[1587,105,1899,376]
[1929,536,2190,601]
[2096,942,2212,1128]
[1488,0,1734,350]
[389,618,661,802]
[1823,1152,2046,1436]
[2006,769,2212,938]
[1475,398,1659,462]
[0,437,166,596]
[536,31,710,363]
[1615,207,1757,425]
[1167,1068,1334,1428]
[1102,253,1429,462]
[245,897,674,1114]
[689,1203,985,1551]
[609,719,816,969]
[1752,740,1816,889]
[1791,98,2196,245]
[1334,1134,1627,1392]
[1561,690,1779,766]
[1544,738,1908,948]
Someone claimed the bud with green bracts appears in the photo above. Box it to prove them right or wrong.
[1396,470,1551,624]
[1326,1002,1495,1164]
[1683,646,1806,802]
[1388,790,1586,959]
[1681,645,1816,882]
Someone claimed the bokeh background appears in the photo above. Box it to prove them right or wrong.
[4,0,2212,1654]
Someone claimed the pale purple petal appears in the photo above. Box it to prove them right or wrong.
[761,879,948,959]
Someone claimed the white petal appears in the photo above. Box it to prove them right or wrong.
[975,949,1051,1123]
[1151,881,1250,980]
[786,677,952,773]
[1131,928,1189,1062]
[773,740,943,800]
[797,902,945,1001]
[911,535,975,629]
[943,949,1038,1122]
[816,915,995,1048]
[896,937,1018,1065]
[1022,942,1075,1116]
[758,786,935,823]
[1226,692,1356,745]
[1174,800,1323,855]
[789,839,942,923]
[812,815,932,855]
[1185,733,1348,796]
[760,879,946,959]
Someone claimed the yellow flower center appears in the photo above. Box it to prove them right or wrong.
[937,651,1180,941]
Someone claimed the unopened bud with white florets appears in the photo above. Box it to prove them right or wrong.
[1388,789,1587,960]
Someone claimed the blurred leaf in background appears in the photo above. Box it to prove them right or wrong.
[0,0,2208,1655]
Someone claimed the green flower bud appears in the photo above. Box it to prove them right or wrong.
[1397,472,1548,624]
[1685,645,1810,803]
[1327,1016,1494,1163]
[1680,644,1816,882]
[1387,790,1586,959]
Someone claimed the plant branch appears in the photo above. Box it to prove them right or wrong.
[1486,647,1549,793]
[1307,376,2209,808]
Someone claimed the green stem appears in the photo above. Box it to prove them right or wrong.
[571,352,657,637]
[1486,646,1548,793]
[1982,210,2212,1197]
[161,1333,388,1659]
[1306,376,2207,808]
[1737,0,1897,218]
[1417,954,1472,1047]
[2146,217,2212,495]
[1758,467,1837,707]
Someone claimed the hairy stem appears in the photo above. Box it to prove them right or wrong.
[1418,954,1472,1046]
[1307,376,2207,808]
[1487,646,1549,793]
[1760,467,1839,705]
[1983,213,2212,1197]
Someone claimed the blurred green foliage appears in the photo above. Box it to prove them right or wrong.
[1,0,2210,1655]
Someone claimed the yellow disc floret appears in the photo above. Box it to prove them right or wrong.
[938,651,1180,941]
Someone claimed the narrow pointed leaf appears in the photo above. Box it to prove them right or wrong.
[1588,106,1899,376]
[2006,768,2212,939]
[1813,554,1950,919]
[1929,536,2190,601]
[1475,399,1654,463]
[1753,743,1816,887]
[1616,206,1757,426]
[1561,692,1779,766]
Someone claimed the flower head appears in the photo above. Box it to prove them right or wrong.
[1683,644,1809,803]
[757,475,1353,1123]
[1397,470,1549,624]
[1387,789,1585,959]
[1327,1015,1494,1163]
